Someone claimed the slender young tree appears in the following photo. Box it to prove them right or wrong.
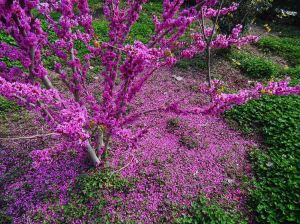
[0,0,299,167]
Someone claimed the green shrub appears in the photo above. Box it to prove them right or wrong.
[88,0,103,14]
[128,2,162,44]
[129,12,155,44]
[230,52,280,79]
[257,36,300,65]
[266,23,300,39]
[176,196,247,224]
[219,0,272,34]
[225,94,300,223]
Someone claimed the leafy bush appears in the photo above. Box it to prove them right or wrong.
[176,196,247,224]
[225,94,300,223]
[257,36,300,65]
[219,0,272,34]
[230,52,280,79]
[266,23,300,39]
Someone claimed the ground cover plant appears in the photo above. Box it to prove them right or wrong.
[257,36,300,65]
[225,94,300,223]
[0,0,300,223]
[224,22,300,224]
[229,51,280,79]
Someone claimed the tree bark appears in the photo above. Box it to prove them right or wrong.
[86,142,100,166]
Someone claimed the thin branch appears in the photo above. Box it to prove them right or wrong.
[70,44,80,102]
[0,132,60,141]
[111,154,136,175]
[208,0,224,46]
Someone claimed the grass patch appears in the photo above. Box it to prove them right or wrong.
[229,51,280,79]
[175,54,207,71]
[257,36,300,66]
[0,97,20,116]
[225,93,300,223]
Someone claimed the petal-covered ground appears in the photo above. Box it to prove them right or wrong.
[108,68,255,223]
[0,68,256,223]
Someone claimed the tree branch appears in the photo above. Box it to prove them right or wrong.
[0,132,60,141]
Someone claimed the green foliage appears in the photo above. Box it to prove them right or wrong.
[265,23,300,39]
[128,2,162,44]
[51,168,134,223]
[92,2,162,44]
[0,97,20,116]
[257,36,300,65]
[230,51,280,79]
[225,94,300,223]
[93,19,109,42]
[175,54,207,71]
[281,66,300,81]
[88,0,103,14]
[176,196,247,224]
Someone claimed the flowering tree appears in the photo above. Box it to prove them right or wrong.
[0,0,299,167]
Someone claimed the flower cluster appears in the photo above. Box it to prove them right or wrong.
[201,78,300,115]
[168,78,300,116]
[203,3,239,18]
[182,24,258,59]
[0,77,89,142]
[211,25,259,49]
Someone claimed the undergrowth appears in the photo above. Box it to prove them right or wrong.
[257,36,300,66]
[229,51,280,79]
[48,168,134,223]
[175,54,207,71]
[0,97,20,116]
[176,196,247,224]
[225,94,300,223]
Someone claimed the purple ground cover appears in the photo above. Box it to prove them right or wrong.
[0,68,255,223]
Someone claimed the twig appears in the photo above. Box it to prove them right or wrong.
[0,133,60,141]
[111,155,136,175]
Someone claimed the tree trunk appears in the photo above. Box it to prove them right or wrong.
[207,48,212,87]
[86,142,100,166]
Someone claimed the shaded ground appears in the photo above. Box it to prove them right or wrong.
[107,68,255,223]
